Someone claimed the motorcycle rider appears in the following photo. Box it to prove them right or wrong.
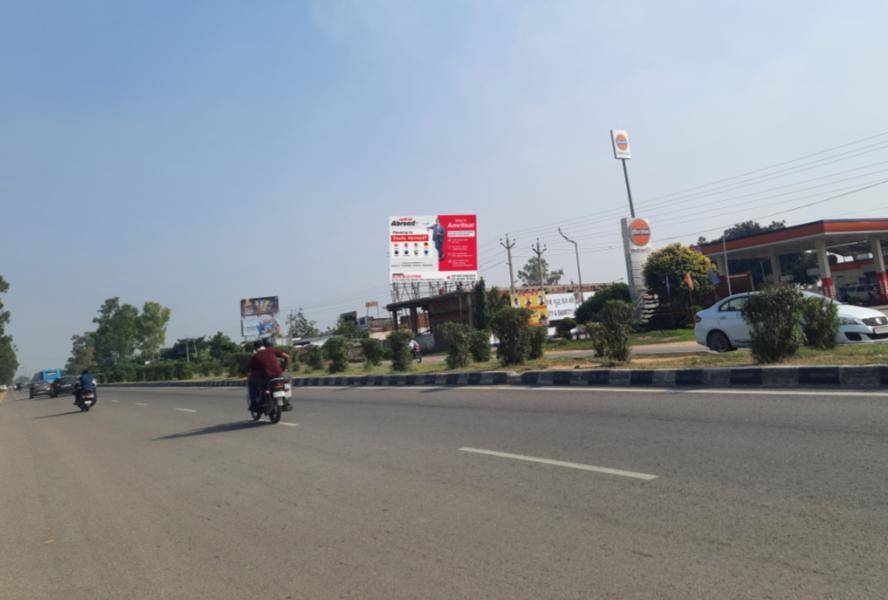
[74,368,97,406]
[248,338,291,412]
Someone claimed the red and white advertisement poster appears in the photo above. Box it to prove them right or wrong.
[388,215,478,283]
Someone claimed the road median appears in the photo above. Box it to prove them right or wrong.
[105,364,888,390]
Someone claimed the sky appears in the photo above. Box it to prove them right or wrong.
[3,0,888,375]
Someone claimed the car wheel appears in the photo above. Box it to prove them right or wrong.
[707,330,733,353]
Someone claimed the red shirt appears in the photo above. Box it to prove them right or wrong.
[249,347,287,379]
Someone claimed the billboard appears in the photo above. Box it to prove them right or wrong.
[240,296,280,340]
[545,292,595,321]
[240,296,279,317]
[511,289,549,326]
[611,129,632,160]
[622,217,653,300]
[389,215,478,284]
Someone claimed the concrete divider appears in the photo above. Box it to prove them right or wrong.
[104,365,887,390]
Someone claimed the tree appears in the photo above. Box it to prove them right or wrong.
[65,332,96,373]
[643,244,714,305]
[0,275,17,384]
[486,287,511,314]
[471,279,490,330]
[0,336,17,385]
[161,337,208,361]
[137,301,171,360]
[287,309,319,339]
[575,283,631,324]
[490,307,532,365]
[93,298,141,367]
[208,331,240,360]
[743,285,805,363]
[517,256,563,287]
[697,220,786,245]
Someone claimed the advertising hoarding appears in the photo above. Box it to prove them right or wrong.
[240,296,279,317]
[511,289,549,326]
[622,217,653,300]
[611,129,632,160]
[388,215,478,284]
[545,292,595,321]
[240,296,281,340]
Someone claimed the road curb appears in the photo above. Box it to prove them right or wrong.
[103,365,888,390]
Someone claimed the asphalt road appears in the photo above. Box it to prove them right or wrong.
[3,385,888,599]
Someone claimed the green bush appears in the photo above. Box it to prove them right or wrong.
[387,330,413,372]
[528,327,547,359]
[302,346,324,371]
[801,295,839,350]
[227,352,252,377]
[323,336,349,373]
[491,308,531,365]
[585,322,607,357]
[360,338,384,367]
[436,323,471,369]
[575,283,631,324]
[743,285,805,363]
[597,300,635,362]
[468,330,491,362]
[174,361,194,380]
[555,318,577,339]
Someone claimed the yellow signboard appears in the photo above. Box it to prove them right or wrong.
[511,289,549,326]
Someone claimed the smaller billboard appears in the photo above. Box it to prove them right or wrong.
[546,292,597,321]
[240,296,279,318]
[611,129,632,160]
[241,315,282,339]
[511,290,549,326]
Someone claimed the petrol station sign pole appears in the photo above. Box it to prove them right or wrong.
[611,129,636,217]
[612,130,651,300]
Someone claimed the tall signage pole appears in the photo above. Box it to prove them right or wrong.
[612,130,651,300]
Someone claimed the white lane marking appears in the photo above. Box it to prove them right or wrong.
[135,402,149,406]
[174,407,197,413]
[279,422,299,427]
[111,399,120,403]
[459,447,659,481]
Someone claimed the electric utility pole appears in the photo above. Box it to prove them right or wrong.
[558,227,583,302]
[531,238,547,289]
[500,235,517,296]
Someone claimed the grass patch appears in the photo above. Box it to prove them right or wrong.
[546,328,696,351]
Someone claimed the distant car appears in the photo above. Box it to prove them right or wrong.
[0,384,7,392]
[694,291,888,352]
[843,283,880,306]
[29,379,52,399]
[50,375,78,398]
[14,383,22,391]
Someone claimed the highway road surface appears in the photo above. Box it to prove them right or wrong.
[2,384,888,599]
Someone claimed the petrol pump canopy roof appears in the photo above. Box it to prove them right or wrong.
[696,219,888,260]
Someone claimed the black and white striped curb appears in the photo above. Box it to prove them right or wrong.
[106,365,888,389]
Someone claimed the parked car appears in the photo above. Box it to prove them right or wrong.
[50,375,78,398]
[842,283,880,306]
[694,291,888,352]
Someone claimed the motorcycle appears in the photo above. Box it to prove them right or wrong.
[250,377,289,424]
[75,388,96,412]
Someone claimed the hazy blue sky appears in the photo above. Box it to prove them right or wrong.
[3,1,888,374]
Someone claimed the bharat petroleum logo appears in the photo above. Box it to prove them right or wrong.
[629,218,650,246]
[614,132,629,152]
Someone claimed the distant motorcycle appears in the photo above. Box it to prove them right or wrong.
[250,377,289,424]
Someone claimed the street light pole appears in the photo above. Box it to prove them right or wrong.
[558,227,583,303]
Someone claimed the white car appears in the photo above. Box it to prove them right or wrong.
[694,292,888,352]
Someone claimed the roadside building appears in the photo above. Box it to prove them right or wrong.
[696,219,888,303]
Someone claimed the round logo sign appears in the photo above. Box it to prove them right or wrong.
[614,132,629,152]
[629,218,650,246]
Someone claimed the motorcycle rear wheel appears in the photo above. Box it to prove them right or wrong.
[269,403,282,424]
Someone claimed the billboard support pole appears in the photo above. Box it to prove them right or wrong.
[621,159,636,218]
[558,227,583,303]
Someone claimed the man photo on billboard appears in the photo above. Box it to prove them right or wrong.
[427,217,446,261]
